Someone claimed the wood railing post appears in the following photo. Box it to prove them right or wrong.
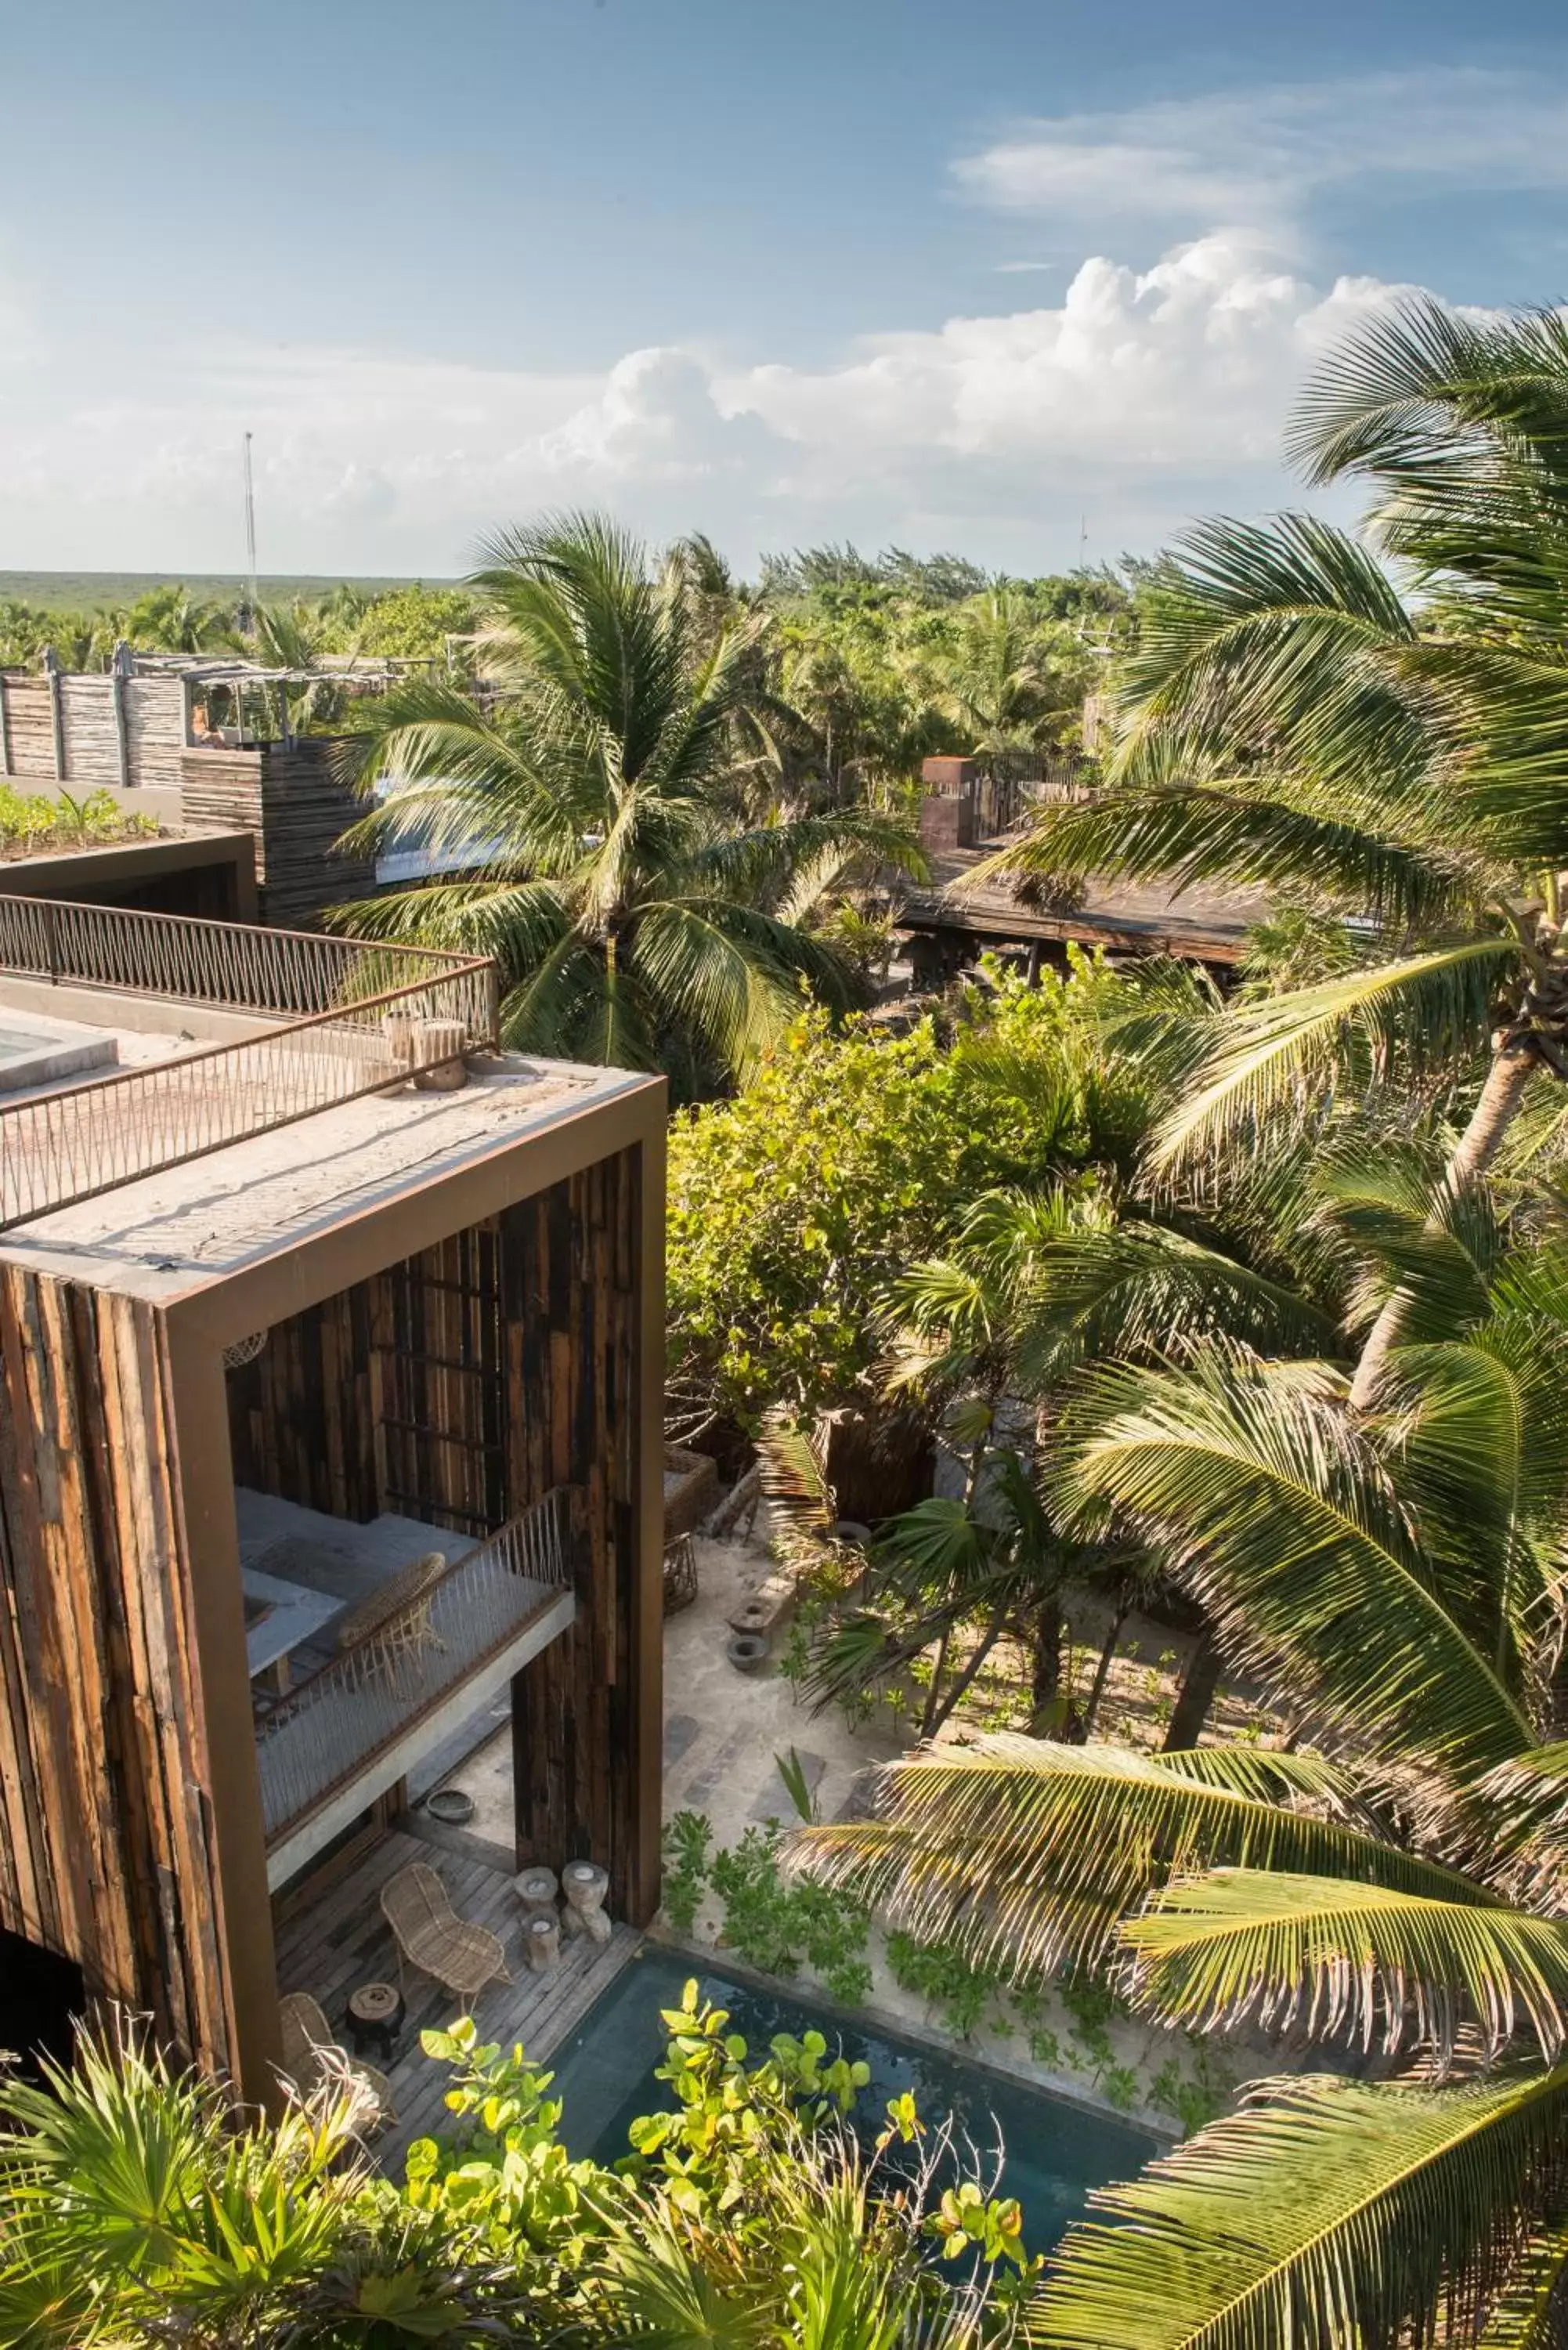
[42,647,65,780]
[110,642,134,789]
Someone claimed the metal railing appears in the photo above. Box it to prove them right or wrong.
[0,898,500,1227]
[0,892,493,1027]
[254,1490,576,1847]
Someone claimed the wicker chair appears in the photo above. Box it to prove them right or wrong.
[381,1860,511,1998]
[333,1550,447,1673]
[662,1533,699,1616]
[277,1991,396,2128]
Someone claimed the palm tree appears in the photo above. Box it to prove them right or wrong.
[793,1230,1568,2350]
[333,514,923,1092]
[226,596,365,743]
[988,301,1568,1406]
[0,2024,370,2347]
[836,1112,1442,1746]
[122,584,235,655]
[927,588,1077,785]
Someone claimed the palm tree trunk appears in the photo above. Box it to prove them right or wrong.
[1080,1600,1131,1741]
[926,1600,1010,1736]
[1164,1631,1223,1752]
[920,1627,952,1737]
[1029,1591,1063,1729]
[1349,1039,1537,1411]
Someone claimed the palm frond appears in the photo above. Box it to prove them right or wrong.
[1473,2218,1568,2348]
[1120,1868,1568,2061]
[788,1736,1479,1982]
[1108,513,1451,822]
[1056,1349,1535,1777]
[978,783,1462,933]
[1382,1330,1568,1681]
[1033,2066,1568,2350]
[1006,1220,1342,1387]
[1151,940,1518,1170]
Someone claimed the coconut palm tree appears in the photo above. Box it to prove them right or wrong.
[988,301,1568,1406]
[927,588,1077,785]
[122,584,236,655]
[333,514,923,1093]
[793,1224,1568,2350]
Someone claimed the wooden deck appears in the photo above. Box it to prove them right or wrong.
[273,1827,641,2167]
[898,837,1269,964]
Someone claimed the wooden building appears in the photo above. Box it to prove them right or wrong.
[905,754,1268,976]
[0,899,664,2102]
[1,660,377,927]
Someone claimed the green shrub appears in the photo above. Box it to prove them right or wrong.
[667,957,1157,1425]
[0,785,159,854]
[710,1824,873,2005]
[659,1808,713,1932]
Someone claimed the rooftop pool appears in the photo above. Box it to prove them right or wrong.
[547,1947,1160,2253]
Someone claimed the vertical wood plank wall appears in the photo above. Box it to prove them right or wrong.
[225,1151,653,1914]
[504,1152,648,1918]
[226,1281,381,1522]
[0,1267,234,2070]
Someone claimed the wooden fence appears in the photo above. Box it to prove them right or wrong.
[0,671,188,792]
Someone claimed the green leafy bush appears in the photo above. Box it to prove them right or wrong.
[1,1994,1037,2345]
[710,1824,874,2005]
[667,957,1157,1424]
[0,786,159,855]
[885,1929,1008,2041]
[659,1809,713,1932]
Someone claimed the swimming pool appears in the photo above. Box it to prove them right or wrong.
[546,1948,1159,2253]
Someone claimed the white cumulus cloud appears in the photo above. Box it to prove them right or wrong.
[0,227,1465,573]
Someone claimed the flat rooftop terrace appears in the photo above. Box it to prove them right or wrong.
[0,1008,645,1296]
[0,899,655,1294]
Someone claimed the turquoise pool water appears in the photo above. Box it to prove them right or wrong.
[546,1949,1159,2253]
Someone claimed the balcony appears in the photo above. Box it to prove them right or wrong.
[247,1488,576,1889]
[0,893,499,1227]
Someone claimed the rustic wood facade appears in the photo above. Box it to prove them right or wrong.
[0,670,188,794]
[1,666,375,928]
[0,1267,236,2071]
[0,1075,664,2102]
[224,1157,647,1911]
[180,740,376,928]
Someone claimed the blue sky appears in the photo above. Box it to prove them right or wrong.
[2,0,1566,577]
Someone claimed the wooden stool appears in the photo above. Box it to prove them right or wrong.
[411,1018,469,1091]
[345,1980,406,2063]
[562,1860,612,1945]
[525,1914,561,1972]
[514,1865,559,1922]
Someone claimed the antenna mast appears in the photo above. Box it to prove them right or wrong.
[242,432,258,627]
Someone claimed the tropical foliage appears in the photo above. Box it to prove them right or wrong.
[331,515,923,1092]
[988,298,1568,1403]
[793,1241,1568,2343]
[0,580,475,671]
[0,1988,1033,2349]
[790,300,1568,2350]
[666,954,1157,1424]
[0,786,159,857]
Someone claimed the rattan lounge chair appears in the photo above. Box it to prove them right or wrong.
[332,1551,447,1669]
[381,1860,511,1998]
[277,1991,396,2128]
